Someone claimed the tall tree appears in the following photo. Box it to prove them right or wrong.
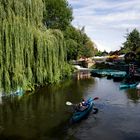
[0,0,72,93]
[123,29,140,52]
[64,26,82,60]
[43,0,73,30]
[120,29,140,63]
[64,26,96,60]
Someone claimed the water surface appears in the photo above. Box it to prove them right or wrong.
[0,78,140,140]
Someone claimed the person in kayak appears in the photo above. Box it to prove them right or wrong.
[75,99,89,111]
[81,98,88,106]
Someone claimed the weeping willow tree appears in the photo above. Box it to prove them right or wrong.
[0,0,71,93]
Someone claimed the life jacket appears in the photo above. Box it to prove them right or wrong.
[82,101,88,106]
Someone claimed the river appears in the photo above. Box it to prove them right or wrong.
[0,77,140,140]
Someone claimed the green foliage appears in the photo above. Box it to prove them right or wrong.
[94,48,102,56]
[64,26,96,60]
[120,28,140,62]
[0,0,98,93]
[122,29,140,52]
[61,63,73,79]
[66,39,78,60]
[43,0,97,60]
[81,40,95,57]
[0,0,72,93]
[43,0,73,30]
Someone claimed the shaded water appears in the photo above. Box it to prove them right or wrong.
[0,78,140,140]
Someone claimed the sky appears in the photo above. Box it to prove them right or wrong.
[67,0,140,52]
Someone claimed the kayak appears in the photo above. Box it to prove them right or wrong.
[71,97,94,123]
[120,82,138,89]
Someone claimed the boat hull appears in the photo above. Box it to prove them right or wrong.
[120,83,138,89]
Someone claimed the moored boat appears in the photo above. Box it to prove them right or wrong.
[120,82,138,89]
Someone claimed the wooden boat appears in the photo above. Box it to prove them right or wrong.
[71,97,94,123]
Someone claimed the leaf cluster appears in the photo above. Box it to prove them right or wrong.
[120,28,140,62]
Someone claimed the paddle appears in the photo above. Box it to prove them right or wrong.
[66,97,99,106]
[66,101,74,106]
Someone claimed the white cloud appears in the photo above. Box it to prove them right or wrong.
[68,0,140,51]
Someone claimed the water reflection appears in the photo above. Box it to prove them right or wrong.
[0,78,95,139]
[0,78,140,140]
